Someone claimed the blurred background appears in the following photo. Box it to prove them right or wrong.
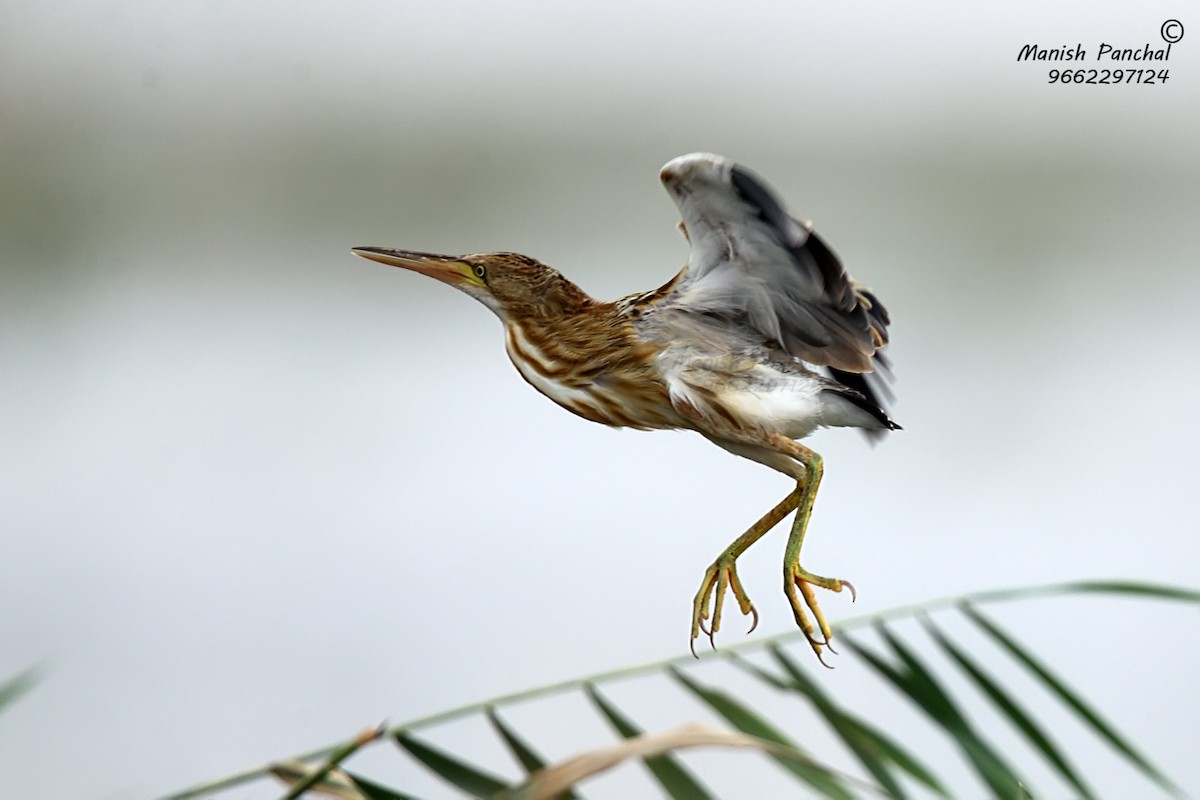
[2,1,1198,797]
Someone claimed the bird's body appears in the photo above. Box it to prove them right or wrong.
[354,153,897,662]
[500,292,678,431]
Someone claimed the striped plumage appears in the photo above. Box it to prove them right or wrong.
[353,153,898,663]
[490,262,678,431]
[505,319,676,430]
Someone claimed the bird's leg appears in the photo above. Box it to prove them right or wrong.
[691,487,803,655]
[779,443,854,662]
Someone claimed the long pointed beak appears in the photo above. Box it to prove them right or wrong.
[351,247,473,287]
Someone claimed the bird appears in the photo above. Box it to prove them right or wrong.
[352,153,897,663]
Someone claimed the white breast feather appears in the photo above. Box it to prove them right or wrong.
[504,325,592,411]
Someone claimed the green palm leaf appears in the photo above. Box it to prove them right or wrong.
[670,666,858,799]
[394,731,512,798]
[960,601,1183,797]
[586,683,715,799]
[159,580,1196,800]
[920,615,1095,799]
[0,668,38,714]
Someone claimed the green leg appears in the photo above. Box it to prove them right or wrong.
[690,487,803,656]
[782,448,854,666]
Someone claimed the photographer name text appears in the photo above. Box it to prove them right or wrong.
[1017,42,1172,62]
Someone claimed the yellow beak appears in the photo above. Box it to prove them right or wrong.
[351,247,476,288]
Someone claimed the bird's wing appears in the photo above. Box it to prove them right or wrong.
[656,153,890,376]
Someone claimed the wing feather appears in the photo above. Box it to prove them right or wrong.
[658,153,890,376]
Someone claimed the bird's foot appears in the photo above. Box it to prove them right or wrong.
[784,564,855,667]
[690,557,758,657]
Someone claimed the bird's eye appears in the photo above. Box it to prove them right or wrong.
[472,264,487,280]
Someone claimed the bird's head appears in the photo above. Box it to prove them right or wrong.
[352,247,591,322]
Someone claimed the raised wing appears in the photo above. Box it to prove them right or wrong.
[657,153,890,376]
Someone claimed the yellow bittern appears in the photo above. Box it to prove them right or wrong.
[353,153,897,663]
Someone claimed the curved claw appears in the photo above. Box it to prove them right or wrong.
[805,629,828,649]
[785,564,854,663]
[843,579,857,603]
[807,628,841,661]
[746,606,760,635]
[690,558,758,653]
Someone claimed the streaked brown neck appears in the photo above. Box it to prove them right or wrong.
[501,271,596,321]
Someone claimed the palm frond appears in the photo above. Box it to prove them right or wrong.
[0,668,39,714]
[162,580,1195,800]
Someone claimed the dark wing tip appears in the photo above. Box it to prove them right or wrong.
[692,157,898,391]
[828,366,899,435]
[730,162,860,307]
[729,164,797,242]
[799,229,854,306]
